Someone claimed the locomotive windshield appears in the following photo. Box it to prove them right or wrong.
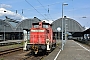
[34,25,39,28]
[34,25,48,28]
[33,22,49,28]
[43,25,48,28]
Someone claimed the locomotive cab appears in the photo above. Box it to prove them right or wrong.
[26,21,56,54]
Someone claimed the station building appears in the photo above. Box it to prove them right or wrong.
[0,16,85,41]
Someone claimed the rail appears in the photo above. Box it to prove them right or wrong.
[0,47,23,56]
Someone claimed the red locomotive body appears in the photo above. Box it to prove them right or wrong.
[27,22,56,54]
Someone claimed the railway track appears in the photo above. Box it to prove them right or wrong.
[22,54,45,60]
[0,47,23,56]
[0,46,47,60]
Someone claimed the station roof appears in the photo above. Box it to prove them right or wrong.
[83,28,90,34]
[52,17,85,32]
[16,17,41,31]
[4,18,19,29]
[0,17,86,33]
[0,17,41,32]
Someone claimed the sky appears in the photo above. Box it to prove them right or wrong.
[0,0,90,28]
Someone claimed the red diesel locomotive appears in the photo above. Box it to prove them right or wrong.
[26,21,56,54]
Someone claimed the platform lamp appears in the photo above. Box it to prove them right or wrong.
[57,27,61,42]
[61,3,68,50]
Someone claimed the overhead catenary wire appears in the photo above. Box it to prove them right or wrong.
[36,0,73,20]
[37,0,53,20]
[25,0,48,20]
[37,0,49,19]
[37,0,47,12]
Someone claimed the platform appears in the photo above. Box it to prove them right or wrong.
[0,40,23,44]
[0,40,23,51]
[0,40,23,46]
[57,40,90,60]
[44,40,90,60]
